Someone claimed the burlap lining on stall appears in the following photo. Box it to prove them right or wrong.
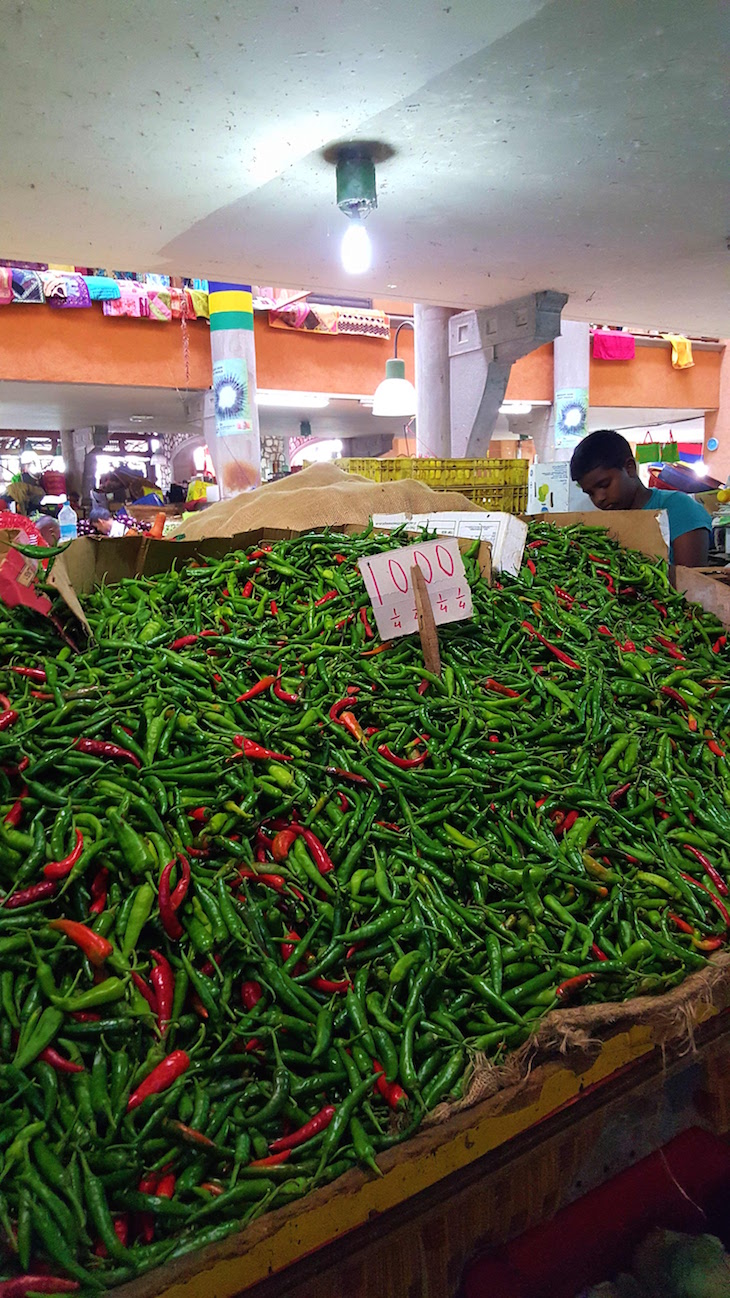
[427,953,730,1125]
[170,463,484,539]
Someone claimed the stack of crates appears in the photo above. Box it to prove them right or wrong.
[334,457,529,513]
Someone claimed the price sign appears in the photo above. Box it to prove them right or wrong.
[358,538,472,641]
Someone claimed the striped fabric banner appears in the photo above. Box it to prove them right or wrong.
[208,282,254,332]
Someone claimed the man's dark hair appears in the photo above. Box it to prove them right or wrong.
[89,507,111,524]
[570,430,634,482]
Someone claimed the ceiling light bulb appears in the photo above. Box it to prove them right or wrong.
[341,222,371,275]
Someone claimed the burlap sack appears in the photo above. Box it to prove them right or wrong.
[170,464,483,539]
[427,954,730,1126]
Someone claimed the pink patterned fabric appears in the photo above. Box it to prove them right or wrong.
[102,282,151,318]
[592,330,635,360]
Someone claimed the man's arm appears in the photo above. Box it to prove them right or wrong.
[673,527,710,568]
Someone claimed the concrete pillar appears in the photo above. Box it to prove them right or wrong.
[60,429,88,496]
[704,341,730,483]
[550,320,590,463]
[414,305,451,458]
[206,283,261,497]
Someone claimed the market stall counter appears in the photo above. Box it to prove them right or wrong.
[0,506,729,1297]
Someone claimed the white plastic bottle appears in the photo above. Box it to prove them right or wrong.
[58,500,78,543]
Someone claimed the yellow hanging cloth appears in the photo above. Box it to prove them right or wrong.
[662,333,694,369]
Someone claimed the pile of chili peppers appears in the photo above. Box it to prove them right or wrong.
[0,520,729,1292]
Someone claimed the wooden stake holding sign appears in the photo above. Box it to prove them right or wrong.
[358,538,475,677]
[410,562,441,675]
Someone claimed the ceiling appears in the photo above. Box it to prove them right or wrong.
[2,1,728,335]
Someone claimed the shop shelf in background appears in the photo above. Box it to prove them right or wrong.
[336,458,529,489]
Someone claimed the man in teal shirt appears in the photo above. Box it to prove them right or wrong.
[570,430,712,567]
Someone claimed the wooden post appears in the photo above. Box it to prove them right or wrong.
[411,564,441,677]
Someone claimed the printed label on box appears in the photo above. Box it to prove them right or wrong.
[358,538,472,640]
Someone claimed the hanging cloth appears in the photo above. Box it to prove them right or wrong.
[662,334,694,369]
[11,269,44,304]
[591,330,635,360]
[0,269,12,305]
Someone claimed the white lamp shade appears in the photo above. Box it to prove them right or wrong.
[372,358,416,418]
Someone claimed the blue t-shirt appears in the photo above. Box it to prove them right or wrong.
[642,488,712,563]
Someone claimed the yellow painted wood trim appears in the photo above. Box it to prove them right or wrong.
[137,1017,687,1298]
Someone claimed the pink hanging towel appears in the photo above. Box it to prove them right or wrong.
[592,330,635,360]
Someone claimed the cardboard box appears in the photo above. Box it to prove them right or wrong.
[40,511,730,1298]
[372,511,528,576]
[528,463,596,514]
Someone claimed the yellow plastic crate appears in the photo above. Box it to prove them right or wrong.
[335,457,529,494]
[439,482,528,514]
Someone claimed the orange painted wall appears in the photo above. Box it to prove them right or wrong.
[590,344,722,409]
[0,307,722,420]
[0,305,212,389]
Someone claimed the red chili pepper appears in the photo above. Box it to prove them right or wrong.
[127,1049,190,1111]
[271,828,298,862]
[250,1150,291,1167]
[521,621,581,670]
[2,881,56,910]
[361,642,392,657]
[660,686,690,711]
[608,782,631,807]
[359,606,374,639]
[232,735,292,761]
[156,1171,176,1199]
[241,580,254,598]
[49,919,112,966]
[279,929,301,963]
[526,558,537,576]
[237,867,301,898]
[335,615,354,630]
[311,976,351,994]
[555,973,594,1001]
[2,755,29,778]
[597,625,614,637]
[669,912,695,935]
[376,743,428,769]
[591,942,609,962]
[373,1060,408,1110]
[655,635,686,661]
[0,710,19,731]
[484,678,520,698]
[554,586,575,606]
[287,825,335,874]
[158,855,191,940]
[0,1278,81,1295]
[270,600,279,617]
[329,696,358,721]
[0,695,10,710]
[199,1182,225,1197]
[527,539,547,549]
[73,738,140,769]
[165,1120,216,1148]
[244,1037,263,1053]
[340,711,365,743]
[70,1011,100,1023]
[38,1045,84,1074]
[708,738,726,758]
[712,635,727,654]
[337,792,350,812]
[241,980,263,1011]
[588,554,609,567]
[131,971,157,1011]
[150,949,174,1035]
[169,634,199,650]
[315,590,339,606]
[693,936,725,951]
[43,828,84,881]
[651,600,668,618]
[682,844,728,895]
[680,874,730,927]
[417,679,430,696]
[4,787,28,827]
[334,553,347,564]
[688,714,699,733]
[272,669,299,704]
[10,665,47,682]
[89,867,110,916]
[324,766,371,785]
[236,676,276,702]
[269,1105,336,1153]
[188,807,208,825]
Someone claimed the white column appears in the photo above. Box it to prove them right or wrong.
[414,304,451,457]
[551,320,590,463]
[206,283,261,496]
